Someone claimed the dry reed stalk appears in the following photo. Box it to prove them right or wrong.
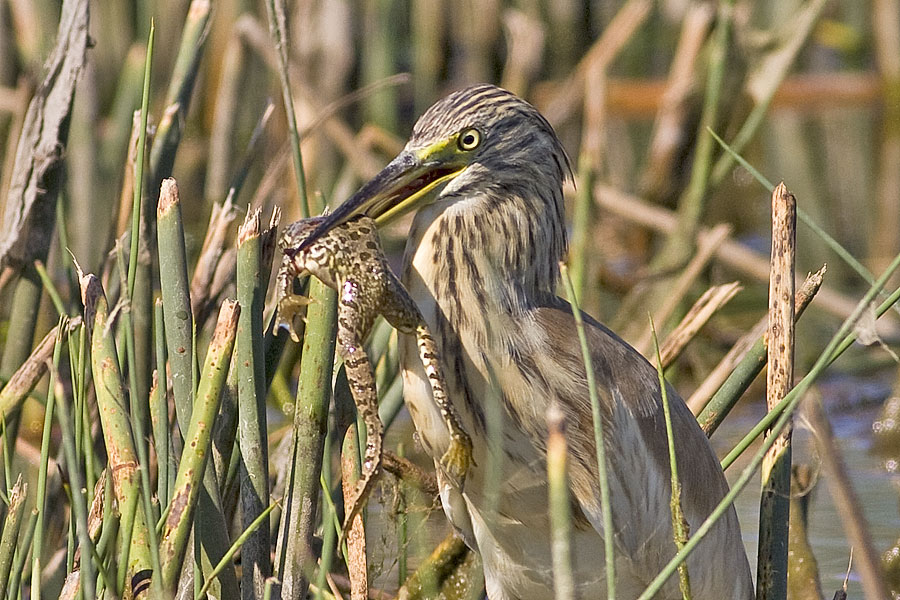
[633,223,732,355]
[594,183,899,336]
[500,9,545,98]
[381,451,439,496]
[0,319,79,418]
[341,418,368,600]
[805,396,890,598]
[871,0,900,275]
[639,2,715,203]
[690,267,825,419]
[601,72,883,119]
[190,195,239,321]
[540,0,652,125]
[658,281,741,369]
[756,182,796,600]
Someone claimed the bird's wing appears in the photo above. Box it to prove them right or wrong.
[531,299,734,542]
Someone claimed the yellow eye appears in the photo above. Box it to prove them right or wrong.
[458,128,481,151]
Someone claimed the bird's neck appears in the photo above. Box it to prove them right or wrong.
[402,191,566,341]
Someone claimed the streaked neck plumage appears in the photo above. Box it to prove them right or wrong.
[400,155,568,342]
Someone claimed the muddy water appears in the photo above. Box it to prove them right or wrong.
[715,375,898,598]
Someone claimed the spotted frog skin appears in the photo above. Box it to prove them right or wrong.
[276,215,472,539]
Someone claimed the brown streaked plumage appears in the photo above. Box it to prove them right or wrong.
[300,84,753,599]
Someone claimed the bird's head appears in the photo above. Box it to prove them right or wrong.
[296,84,570,252]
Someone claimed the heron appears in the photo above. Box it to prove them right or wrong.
[299,84,753,599]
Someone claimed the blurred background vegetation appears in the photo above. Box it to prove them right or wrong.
[1,0,900,598]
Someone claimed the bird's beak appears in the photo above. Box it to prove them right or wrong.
[296,141,467,252]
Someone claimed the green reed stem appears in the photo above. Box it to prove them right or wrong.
[8,511,37,600]
[29,318,63,600]
[568,155,594,303]
[82,274,154,594]
[127,20,152,298]
[55,325,97,599]
[152,299,172,505]
[274,278,337,598]
[157,178,195,436]
[120,30,163,584]
[148,1,211,187]
[651,320,691,599]
[34,260,65,317]
[197,502,279,598]
[265,0,310,216]
[657,0,733,267]
[697,268,824,436]
[561,262,615,599]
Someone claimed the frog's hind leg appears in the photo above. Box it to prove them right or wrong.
[413,323,472,489]
[336,316,383,548]
[380,273,473,489]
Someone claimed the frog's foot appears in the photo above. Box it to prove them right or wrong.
[439,432,473,490]
[339,462,382,549]
[276,295,312,342]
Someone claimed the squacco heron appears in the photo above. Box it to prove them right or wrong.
[299,84,753,599]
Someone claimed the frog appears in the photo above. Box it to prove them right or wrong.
[276,214,473,543]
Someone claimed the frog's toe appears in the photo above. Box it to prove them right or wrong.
[440,436,473,489]
[276,296,312,341]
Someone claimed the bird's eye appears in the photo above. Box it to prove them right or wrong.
[458,128,481,151]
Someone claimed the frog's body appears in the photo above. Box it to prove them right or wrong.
[276,215,472,538]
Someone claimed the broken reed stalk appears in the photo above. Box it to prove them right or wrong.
[546,403,575,600]
[157,299,240,593]
[236,209,272,599]
[805,398,890,598]
[658,282,741,369]
[694,268,824,433]
[634,223,732,356]
[0,475,26,592]
[756,182,796,600]
[157,178,195,435]
[80,273,154,596]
